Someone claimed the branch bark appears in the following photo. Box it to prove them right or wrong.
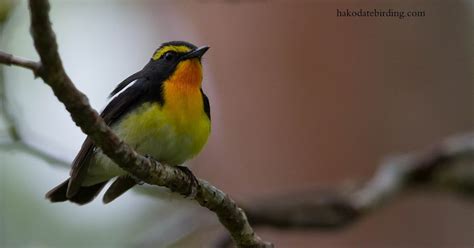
[0,1,272,247]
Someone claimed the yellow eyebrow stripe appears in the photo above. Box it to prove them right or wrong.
[152,45,192,60]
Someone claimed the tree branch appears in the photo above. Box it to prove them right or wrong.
[243,132,474,229]
[0,0,272,247]
[0,51,41,76]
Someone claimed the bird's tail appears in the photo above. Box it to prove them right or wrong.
[45,179,107,205]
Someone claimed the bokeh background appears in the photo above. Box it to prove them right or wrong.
[0,0,473,247]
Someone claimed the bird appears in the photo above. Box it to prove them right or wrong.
[45,41,211,205]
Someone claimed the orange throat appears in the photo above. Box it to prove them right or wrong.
[162,59,204,121]
[167,59,203,89]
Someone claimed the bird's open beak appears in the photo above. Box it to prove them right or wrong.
[180,46,209,60]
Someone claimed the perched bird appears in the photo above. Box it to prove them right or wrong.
[46,41,211,205]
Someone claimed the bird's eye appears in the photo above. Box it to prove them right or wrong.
[163,52,175,61]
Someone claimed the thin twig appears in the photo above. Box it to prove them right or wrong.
[0,51,41,77]
[0,0,272,247]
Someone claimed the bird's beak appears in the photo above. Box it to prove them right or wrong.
[180,46,209,60]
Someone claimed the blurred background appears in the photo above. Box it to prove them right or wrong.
[0,0,473,247]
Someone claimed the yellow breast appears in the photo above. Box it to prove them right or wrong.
[86,99,210,185]
[114,59,210,165]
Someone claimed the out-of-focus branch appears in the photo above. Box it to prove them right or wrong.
[0,52,65,167]
[0,142,68,166]
[215,133,474,247]
[0,0,272,247]
[244,133,474,229]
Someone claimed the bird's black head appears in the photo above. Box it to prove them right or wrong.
[109,41,209,98]
[143,41,209,82]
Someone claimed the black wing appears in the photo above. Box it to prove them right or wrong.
[67,80,148,197]
[109,71,143,98]
[201,88,211,120]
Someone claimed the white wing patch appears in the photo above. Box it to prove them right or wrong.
[107,79,138,103]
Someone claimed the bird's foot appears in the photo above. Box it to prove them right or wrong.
[176,165,200,199]
[129,174,144,185]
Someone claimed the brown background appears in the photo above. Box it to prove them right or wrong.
[155,1,473,247]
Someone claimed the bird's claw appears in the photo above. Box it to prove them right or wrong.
[176,165,199,199]
[144,154,153,159]
[129,174,144,185]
